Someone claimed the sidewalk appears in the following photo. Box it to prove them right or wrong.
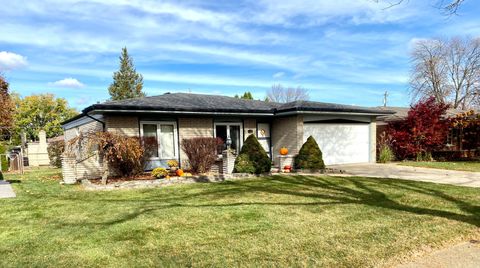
[397,241,480,268]
[0,181,16,198]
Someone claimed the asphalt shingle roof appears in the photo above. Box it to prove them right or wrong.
[83,93,393,116]
[376,106,469,122]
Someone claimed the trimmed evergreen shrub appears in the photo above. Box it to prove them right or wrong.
[234,134,271,174]
[295,136,325,171]
[233,154,255,174]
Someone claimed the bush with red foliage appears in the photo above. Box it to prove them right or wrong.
[181,137,219,174]
[388,97,450,160]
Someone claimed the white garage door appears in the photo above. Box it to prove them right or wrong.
[303,123,370,165]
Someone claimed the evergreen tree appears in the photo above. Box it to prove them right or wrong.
[108,47,145,100]
[233,134,271,174]
[241,92,253,100]
[295,136,325,171]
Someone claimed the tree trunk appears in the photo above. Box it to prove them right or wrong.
[101,155,109,185]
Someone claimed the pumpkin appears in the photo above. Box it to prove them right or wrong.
[284,165,291,170]
[176,169,184,177]
[279,147,289,155]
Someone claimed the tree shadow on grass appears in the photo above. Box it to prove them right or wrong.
[56,175,480,227]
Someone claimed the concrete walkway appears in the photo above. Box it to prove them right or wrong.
[330,163,480,188]
[0,181,16,198]
[397,241,480,268]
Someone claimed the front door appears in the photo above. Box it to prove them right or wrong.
[214,123,242,155]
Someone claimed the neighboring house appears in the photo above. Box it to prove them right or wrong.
[26,130,50,166]
[376,106,470,150]
[61,93,393,184]
[25,132,64,167]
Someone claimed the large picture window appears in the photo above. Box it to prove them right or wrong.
[140,121,178,160]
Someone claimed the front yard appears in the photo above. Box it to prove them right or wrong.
[399,161,480,172]
[1,168,479,267]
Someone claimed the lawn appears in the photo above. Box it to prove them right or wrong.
[1,168,479,267]
[399,161,480,172]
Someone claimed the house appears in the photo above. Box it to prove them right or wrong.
[61,93,393,184]
[375,106,473,151]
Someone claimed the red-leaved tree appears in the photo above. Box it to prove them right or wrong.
[388,97,450,160]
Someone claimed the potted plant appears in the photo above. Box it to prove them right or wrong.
[151,167,169,179]
[167,160,179,172]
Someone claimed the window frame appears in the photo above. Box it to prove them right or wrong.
[213,122,243,155]
[140,121,179,160]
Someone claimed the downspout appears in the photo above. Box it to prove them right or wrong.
[85,113,106,131]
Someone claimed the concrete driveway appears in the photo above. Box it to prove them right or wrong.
[330,163,480,188]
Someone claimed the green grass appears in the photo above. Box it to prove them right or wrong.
[1,168,479,267]
[399,161,480,172]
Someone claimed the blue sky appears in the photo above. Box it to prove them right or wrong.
[1,0,480,110]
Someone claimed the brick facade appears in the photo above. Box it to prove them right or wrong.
[63,119,104,184]
[243,118,256,139]
[271,115,303,165]
[105,115,139,137]
[178,117,214,168]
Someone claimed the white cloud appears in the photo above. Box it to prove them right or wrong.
[273,72,285,78]
[0,51,28,70]
[49,78,85,88]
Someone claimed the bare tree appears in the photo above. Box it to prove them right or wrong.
[374,0,466,15]
[266,84,309,103]
[410,37,480,109]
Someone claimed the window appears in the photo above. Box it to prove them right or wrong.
[214,122,243,155]
[142,124,159,158]
[140,121,178,160]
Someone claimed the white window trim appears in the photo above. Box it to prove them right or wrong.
[214,122,243,154]
[140,121,178,160]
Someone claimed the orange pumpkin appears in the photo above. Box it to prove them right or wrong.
[279,147,288,155]
[176,169,184,177]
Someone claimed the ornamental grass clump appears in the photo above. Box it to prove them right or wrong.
[295,136,325,171]
[233,134,271,174]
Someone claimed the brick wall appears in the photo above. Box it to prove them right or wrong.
[243,118,256,139]
[271,115,303,165]
[105,115,139,137]
[63,119,104,184]
[178,117,214,167]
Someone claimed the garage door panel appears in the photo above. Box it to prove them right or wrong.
[303,123,370,165]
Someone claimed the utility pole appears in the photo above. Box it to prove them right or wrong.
[383,91,388,107]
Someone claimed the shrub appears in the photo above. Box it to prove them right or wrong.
[232,153,255,173]
[47,140,65,168]
[295,136,325,171]
[0,171,3,181]
[378,146,395,163]
[388,97,449,160]
[67,131,144,178]
[152,167,168,178]
[377,132,395,163]
[167,159,179,168]
[181,137,218,174]
[233,134,271,174]
[0,143,8,172]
